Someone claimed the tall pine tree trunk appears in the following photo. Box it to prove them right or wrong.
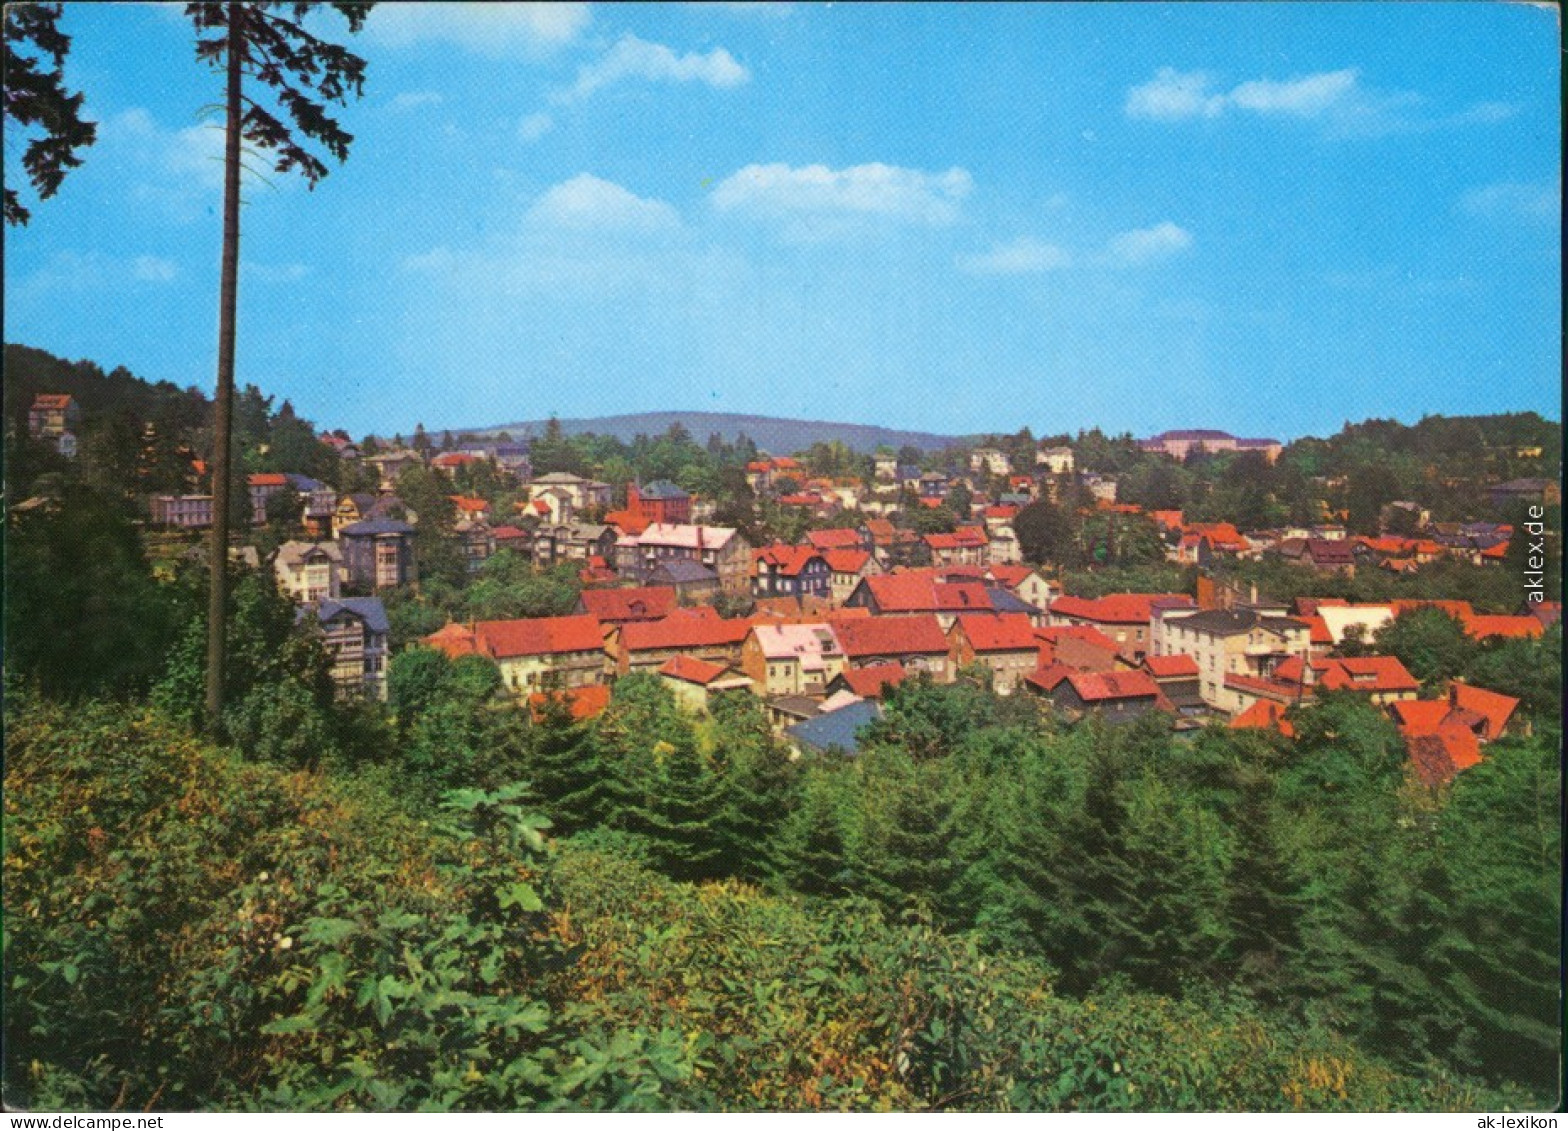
[205,2,243,735]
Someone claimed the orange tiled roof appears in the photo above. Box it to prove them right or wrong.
[1144,653,1200,678]
[1320,655,1420,694]
[1051,592,1194,624]
[807,528,864,551]
[1390,698,1450,736]
[1407,726,1483,787]
[579,586,678,623]
[834,614,949,658]
[619,610,750,653]
[529,684,612,722]
[1230,699,1295,737]
[1462,614,1543,641]
[954,612,1037,653]
[836,663,907,698]
[477,615,606,659]
[1449,681,1519,738]
[658,654,734,686]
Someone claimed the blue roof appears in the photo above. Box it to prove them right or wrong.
[340,518,414,536]
[284,473,325,491]
[988,589,1040,616]
[312,597,390,634]
[641,479,690,499]
[786,700,881,756]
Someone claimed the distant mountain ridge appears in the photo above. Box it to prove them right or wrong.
[464,411,968,454]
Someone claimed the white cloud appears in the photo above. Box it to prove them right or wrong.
[526,174,681,233]
[1125,68,1226,121]
[132,256,179,282]
[557,35,748,103]
[1104,222,1194,266]
[1460,180,1560,221]
[712,162,972,238]
[518,112,554,142]
[389,91,444,112]
[958,237,1072,276]
[1226,69,1359,117]
[367,3,588,57]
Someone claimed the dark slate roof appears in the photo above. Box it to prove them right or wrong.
[311,597,390,634]
[650,559,719,583]
[340,518,414,536]
[641,479,690,500]
[786,700,881,756]
[1172,608,1303,637]
[284,473,326,491]
[987,589,1041,616]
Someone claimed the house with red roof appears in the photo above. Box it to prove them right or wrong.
[752,543,832,602]
[1317,656,1421,704]
[607,608,752,675]
[947,613,1039,694]
[1034,624,1130,673]
[431,452,483,477]
[821,548,880,606]
[924,525,989,567]
[424,614,607,697]
[1049,592,1195,660]
[448,495,491,522]
[833,614,952,681]
[1024,665,1167,725]
[657,655,754,713]
[807,528,866,553]
[843,571,1013,630]
[576,585,678,626]
[825,663,908,700]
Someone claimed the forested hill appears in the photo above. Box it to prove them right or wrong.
[3,343,210,430]
[467,411,966,454]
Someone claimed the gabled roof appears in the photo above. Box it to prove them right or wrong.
[1319,656,1420,694]
[953,613,1038,653]
[1389,698,1451,736]
[448,494,490,512]
[1066,669,1162,703]
[312,596,389,634]
[832,663,907,699]
[1449,682,1519,739]
[1034,624,1123,655]
[750,620,843,660]
[658,654,736,686]
[1143,653,1200,679]
[786,699,881,756]
[248,472,288,487]
[821,548,872,573]
[985,563,1035,589]
[1051,592,1194,624]
[649,559,720,584]
[834,614,949,658]
[579,586,678,623]
[807,528,865,551]
[1406,727,1483,788]
[477,614,606,659]
[619,610,750,653]
[755,543,828,577]
[635,522,739,551]
[31,393,74,409]
[275,539,343,568]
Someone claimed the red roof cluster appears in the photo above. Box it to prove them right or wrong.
[755,543,827,577]
[807,528,864,551]
[528,684,612,722]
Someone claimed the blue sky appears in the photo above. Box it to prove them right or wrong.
[4,2,1560,442]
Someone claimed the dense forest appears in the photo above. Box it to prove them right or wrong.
[2,344,1563,1111]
